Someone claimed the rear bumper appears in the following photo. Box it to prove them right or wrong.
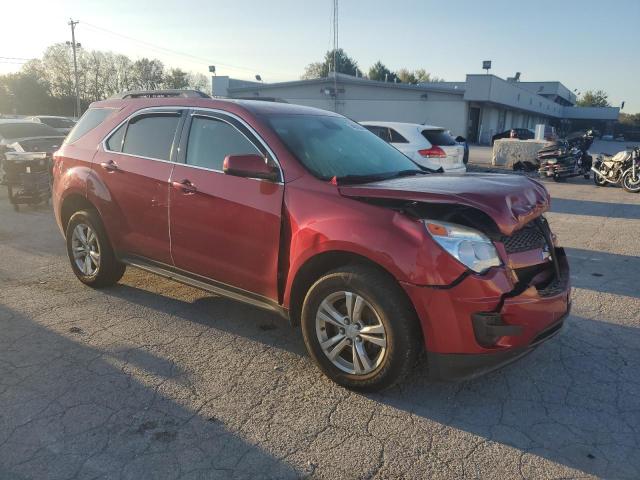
[402,248,571,379]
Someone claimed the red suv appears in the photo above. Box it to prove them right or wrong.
[53,90,570,391]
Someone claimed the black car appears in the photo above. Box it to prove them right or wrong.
[491,128,534,146]
[0,121,65,175]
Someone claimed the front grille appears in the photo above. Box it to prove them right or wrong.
[500,222,547,253]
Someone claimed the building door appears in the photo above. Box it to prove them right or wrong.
[468,107,481,143]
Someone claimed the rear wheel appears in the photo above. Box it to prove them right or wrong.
[301,266,421,392]
[66,210,126,287]
[622,170,640,193]
[593,173,608,186]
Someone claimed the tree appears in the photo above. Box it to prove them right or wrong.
[164,68,190,89]
[0,72,53,115]
[188,72,209,92]
[368,61,397,82]
[619,112,640,126]
[132,58,165,90]
[396,68,417,84]
[301,48,358,79]
[576,90,610,107]
[413,68,443,83]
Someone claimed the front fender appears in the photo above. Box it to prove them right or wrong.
[281,184,467,308]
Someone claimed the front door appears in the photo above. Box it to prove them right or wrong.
[94,110,183,264]
[169,112,284,301]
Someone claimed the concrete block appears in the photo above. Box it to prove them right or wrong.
[492,139,550,167]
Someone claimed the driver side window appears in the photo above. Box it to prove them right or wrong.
[185,117,261,171]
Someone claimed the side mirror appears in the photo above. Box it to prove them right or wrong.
[455,136,466,143]
[223,154,279,181]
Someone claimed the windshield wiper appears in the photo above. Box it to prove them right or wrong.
[393,169,430,178]
[332,172,394,185]
[333,169,430,185]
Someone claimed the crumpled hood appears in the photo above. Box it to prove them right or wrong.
[338,173,550,236]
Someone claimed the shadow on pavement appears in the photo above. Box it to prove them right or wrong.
[0,304,301,480]
[374,314,640,479]
[564,247,640,299]
[550,197,640,219]
[101,282,308,358]
[98,277,639,478]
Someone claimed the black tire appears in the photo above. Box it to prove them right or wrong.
[594,174,607,187]
[300,265,422,392]
[553,174,564,182]
[65,210,126,287]
[622,171,640,193]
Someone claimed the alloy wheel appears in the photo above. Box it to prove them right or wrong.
[315,291,387,375]
[71,223,101,276]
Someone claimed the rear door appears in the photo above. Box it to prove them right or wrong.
[95,109,184,264]
[168,110,284,301]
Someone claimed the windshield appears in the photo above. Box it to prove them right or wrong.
[267,114,422,181]
[0,122,62,140]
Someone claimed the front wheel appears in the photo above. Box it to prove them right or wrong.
[622,170,640,193]
[66,210,126,287]
[301,266,422,392]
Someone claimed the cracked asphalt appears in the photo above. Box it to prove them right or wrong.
[0,175,639,479]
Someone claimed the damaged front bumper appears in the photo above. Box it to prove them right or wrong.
[402,248,571,381]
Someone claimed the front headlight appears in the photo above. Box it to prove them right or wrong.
[423,220,501,273]
[546,159,558,165]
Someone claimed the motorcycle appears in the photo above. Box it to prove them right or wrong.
[592,146,640,193]
[537,130,595,182]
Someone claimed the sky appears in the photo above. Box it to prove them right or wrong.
[2,0,639,112]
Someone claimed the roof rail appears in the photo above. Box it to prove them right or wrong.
[111,89,211,99]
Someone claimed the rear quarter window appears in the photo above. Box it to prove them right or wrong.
[65,108,116,144]
[421,129,456,146]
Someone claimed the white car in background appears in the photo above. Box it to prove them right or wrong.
[360,121,466,172]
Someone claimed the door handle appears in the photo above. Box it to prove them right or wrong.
[171,179,197,194]
[100,160,118,172]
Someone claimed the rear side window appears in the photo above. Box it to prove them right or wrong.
[185,117,261,171]
[421,129,456,146]
[122,114,180,161]
[65,108,115,144]
[363,125,390,142]
[388,128,408,143]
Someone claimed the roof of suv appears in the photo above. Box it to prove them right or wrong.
[359,121,445,131]
[91,97,340,118]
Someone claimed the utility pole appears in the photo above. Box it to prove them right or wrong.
[332,0,338,112]
[68,19,81,118]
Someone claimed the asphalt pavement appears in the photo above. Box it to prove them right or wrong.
[0,174,639,479]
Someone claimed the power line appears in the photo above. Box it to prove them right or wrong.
[81,21,283,77]
[0,56,32,61]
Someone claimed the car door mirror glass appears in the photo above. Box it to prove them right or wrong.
[223,154,278,181]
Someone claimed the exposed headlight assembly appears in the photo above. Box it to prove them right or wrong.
[423,220,501,273]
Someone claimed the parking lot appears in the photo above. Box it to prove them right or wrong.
[1,170,639,479]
